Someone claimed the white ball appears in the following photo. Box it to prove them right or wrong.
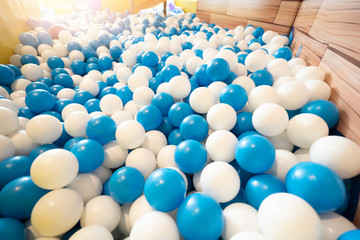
[141,130,167,156]
[0,106,19,135]
[91,166,112,184]
[294,148,310,162]
[31,189,83,237]
[79,79,99,97]
[30,149,79,190]
[267,149,299,182]
[258,193,322,240]
[21,63,44,81]
[200,161,240,203]
[58,30,73,44]
[288,58,306,68]
[52,43,68,57]
[286,113,329,148]
[130,211,179,240]
[189,87,216,113]
[207,103,237,131]
[57,88,76,100]
[277,81,309,110]
[179,49,196,65]
[0,135,16,161]
[111,110,133,127]
[245,51,267,72]
[267,58,291,80]
[66,173,103,204]
[222,203,260,240]
[26,115,63,144]
[9,55,22,66]
[116,120,146,149]
[124,100,139,117]
[230,231,268,240]
[64,112,91,137]
[168,75,191,100]
[309,136,360,179]
[11,78,31,92]
[266,131,294,152]
[186,56,204,75]
[21,45,37,55]
[100,94,123,115]
[80,195,121,232]
[252,103,289,136]
[8,130,39,155]
[102,141,128,169]
[69,50,85,61]
[128,73,149,92]
[304,80,331,101]
[165,55,183,71]
[129,195,154,227]
[134,66,153,80]
[248,86,279,110]
[126,148,156,178]
[208,81,227,103]
[0,98,19,115]
[232,76,256,94]
[118,203,132,237]
[116,67,132,84]
[69,225,113,240]
[157,145,177,168]
[319,212,357,240]
[61,103,88,120]
[133,87,155,108]
[205,130,237,162]
[295,66,325,82]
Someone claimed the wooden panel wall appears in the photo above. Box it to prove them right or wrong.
[196,0,301,35]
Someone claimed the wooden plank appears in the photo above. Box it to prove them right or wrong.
[226,0,282,22]
[196,10,211,23]
[209,13,248,29]
[309,0,360,62]
[196,0,229,15]
[246,19,291,35]
[274,1,302,27]
[293,0,323,33]
[291,29,328,66]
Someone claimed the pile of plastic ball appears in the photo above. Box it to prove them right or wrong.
[0,8,360,240]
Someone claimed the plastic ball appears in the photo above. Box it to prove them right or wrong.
[98,56,113,71]
[295,66,325,83]
[66,173,102,203]
[21,63,44,81]
[338,229,360,240]
[168,102,193,127]
[71,139,105,173]
[133,86,155,108]
[175,139,207,173]
[101,141,128,169]
[205,130,238,163]
[206,58,230,82]
[136,105,163,131]
[177,192,224,240]
[304,79,331,101]
[286,113,329,148]
[61,103,87,120]
[267,149,299,181]
[230,231,268,240]
[116,85,133,105]
[130,211,179,240]
[180,114,209,142]
[128,73,149,91]
[31,189,83,237]
[54,74,74,88]
[151,92,174,116]
[301,100,339,128]
[277,81,309,110]
[109,166,145,204]
[69,225,113,240]
[64,111,91,137]
[235,134,275,174]
[273,47,293,61]
[0,64,16,85]
[126,148,156,178]
[25,89,55,113]
[30,149,79,189]
[47,56,64,70]
[142,51,159,68]
[85,114,116,144]
[248,85,279,110]
[219,84,247,111]
[144,168,186,212]
[26,114,63,144]
[0,218,26,240]
[252,103,288,136]
[222,203,260,240]
[0,106,19,135]
[0,156,32,188]
[207,103,237,131]
[320,212,357,240]
[258,193,322,240]
[250,69,274,86]
[168,75,191,99]
[194,64,212,86]
[309,136,360,179]
[245,50,267,72]
[71,60,87,76]
[99,94,123,115]
[79,79,100,97]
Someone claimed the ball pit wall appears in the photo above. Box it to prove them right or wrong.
[197,0,360,228]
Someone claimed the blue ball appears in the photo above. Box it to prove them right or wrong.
[5,64,21,77]
[136,105,163,131]
[51,68,68,79]
[235,134,275,174]
[89,40,101,50]
[19,32,38,47]
[25,89,55,113]
[206,58,230,82]
[250,69,274,86]
[175,139,207,173]
[142,51,159,68]
[67,41,81,52]
[47,56,64,70]
[86,115,116,144]
[149,76,163,92]
[25,82,49,93]
[99,33,111,46]
[161,64,181,82]
[177,192,224,240]
[220,188,246,209]
[100,87,116,98]
[48,85,64,95]
[168,128,184,145]
[98,56,113,71]
[18,107,35,119]
[20,54,39,65]
[53,99,73,114]
[71,60,87,76]
[109,166,145,204]
[338,230,360,240]
[0,218,26,240]
[73,90,93,105]
[168,102,194,127]
[81,46,97,59]
[84,99,101,113]
[116,85,133,105]
[0,176,49,219]
[53,73,74,88]
[86,63,100,73]
[237,53,248,64]
[253,27,264,38]
[285,162,346,213]
[231,112,255,137]
[219,84,248,111]
[161,52,173,62]
[151,92,174,116]
[0,64,16,85]
[0,156,32,189]
[144,168,186,212]
[36,77,53,87]
[109,45,122,60]
[71,139,105,172]
[180,114,209,142]
[29,144,58,159]
[182,41,193,50]
[245,174,286,210]
[63,137,86,151]
[301,100,340,128]
[157,116,174,137]
[53,123,72,147]
[273,47,293,61]
[36,31,53,45]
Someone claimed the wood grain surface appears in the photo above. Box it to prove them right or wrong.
[196,0,229,14]
[293,0,323,32]
[247,20,291,35]
[209,13,248,29]
[274,1,302,26]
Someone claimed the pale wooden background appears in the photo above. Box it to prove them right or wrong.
[196,0,360,227]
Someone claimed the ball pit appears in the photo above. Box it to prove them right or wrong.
[0,7,359,240]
